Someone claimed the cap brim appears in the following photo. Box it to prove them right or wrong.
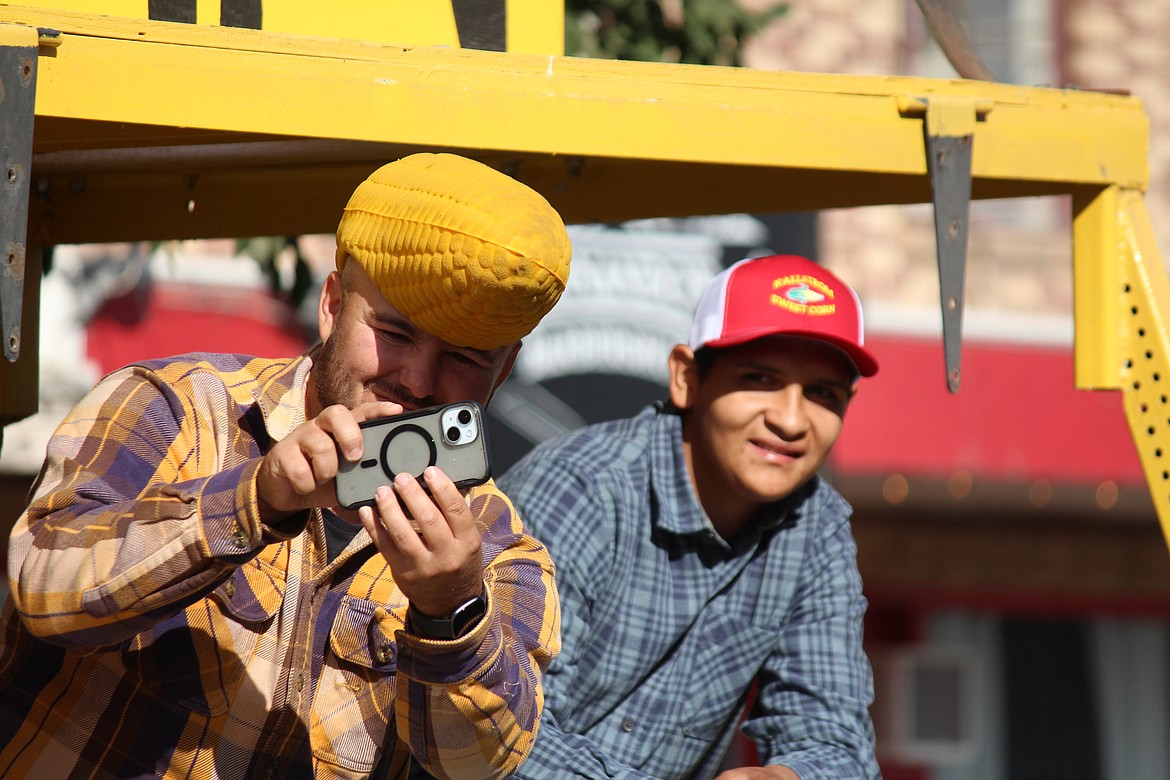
[701,329,879,377]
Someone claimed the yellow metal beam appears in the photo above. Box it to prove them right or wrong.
[0,5,1147,243]
[507,0,562,55]
[1073,186,1123,390]
[1116,189,1170,537]
[18,17,1143,186]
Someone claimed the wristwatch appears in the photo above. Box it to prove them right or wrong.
[407,585,488,640]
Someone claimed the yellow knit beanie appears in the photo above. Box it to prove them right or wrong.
[335,153,571,350]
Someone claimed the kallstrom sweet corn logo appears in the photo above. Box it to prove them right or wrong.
[770,274,836,315]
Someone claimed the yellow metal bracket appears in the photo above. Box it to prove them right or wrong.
[0,23,39,362]
[1072,186,1122,391]
[1076,185,1170,539]
[900,96,993,392]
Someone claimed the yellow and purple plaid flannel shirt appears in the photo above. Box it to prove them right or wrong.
[0,352,559,780]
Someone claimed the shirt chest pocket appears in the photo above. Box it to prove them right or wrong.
[122,553,287,717]
[682,613,777,742]
[310,593,406,774]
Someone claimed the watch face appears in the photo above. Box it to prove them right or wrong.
[450,590,488,638]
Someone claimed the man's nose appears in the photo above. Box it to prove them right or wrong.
[766,384,811,439]
[397,345,440,400]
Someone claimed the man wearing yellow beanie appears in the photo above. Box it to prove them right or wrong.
[0,153,570,780]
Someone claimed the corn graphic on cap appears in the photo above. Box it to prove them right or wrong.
[335,153,571,350]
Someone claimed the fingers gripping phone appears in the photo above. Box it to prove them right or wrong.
[335,401,493,511]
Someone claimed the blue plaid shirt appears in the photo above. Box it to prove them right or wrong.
[499,404,879,779]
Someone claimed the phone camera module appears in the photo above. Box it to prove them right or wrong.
[440,403,479,448]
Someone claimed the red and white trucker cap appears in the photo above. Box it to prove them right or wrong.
[688,254,879,377]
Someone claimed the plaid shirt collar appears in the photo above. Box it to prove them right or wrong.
[254,353,312,443]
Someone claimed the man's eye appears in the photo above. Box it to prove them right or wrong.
[808,386,844,407]
[378,329,409,343]
[450,351,486,368]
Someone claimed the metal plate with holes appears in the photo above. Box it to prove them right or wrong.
[927,131,972,393]
[0,31,36,362]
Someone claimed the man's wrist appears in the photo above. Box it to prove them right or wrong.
[408,585,489,640]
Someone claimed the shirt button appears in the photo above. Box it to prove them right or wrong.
[297,672,305,692]
[376,644,395,664]
[224,580,235,598]
[231,528,248,549]
[621,718,635,733]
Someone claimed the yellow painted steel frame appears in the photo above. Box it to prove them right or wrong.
[1075,188,1170,537]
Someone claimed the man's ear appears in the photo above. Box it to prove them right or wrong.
[317,270,343,343]
[842,380,860,416]
[667,344,699,410]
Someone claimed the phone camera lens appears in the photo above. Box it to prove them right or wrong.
[458,409,472,425]
[446,426,461,442]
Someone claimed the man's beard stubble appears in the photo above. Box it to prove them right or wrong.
[309,338,436,413]
[308,338,359,412]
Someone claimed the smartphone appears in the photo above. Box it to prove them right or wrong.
[335,401,493,510]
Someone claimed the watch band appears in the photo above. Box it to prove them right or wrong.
[408,585,488,640]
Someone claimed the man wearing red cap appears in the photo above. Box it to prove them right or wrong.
[500,254,881,779]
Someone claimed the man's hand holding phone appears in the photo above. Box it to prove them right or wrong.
[337,402,492,619]
[258,400,489,624]
[257,400,403,522]
[357,468,485,620]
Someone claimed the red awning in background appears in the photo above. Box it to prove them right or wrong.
[831,333,1143,487]
[86,282,312,373]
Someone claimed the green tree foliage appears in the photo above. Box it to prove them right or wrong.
[235,236,314,310]
[565,0,788,67]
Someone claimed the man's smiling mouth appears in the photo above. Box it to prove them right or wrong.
[751,439,802,460]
